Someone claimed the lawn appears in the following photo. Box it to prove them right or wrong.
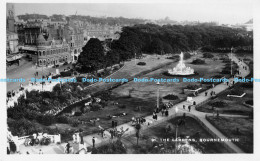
[196,53,253,116]
[206,116,253,153]
[120,116,230,154]
[50,52,233,138]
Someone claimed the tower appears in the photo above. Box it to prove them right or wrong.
[6,3,15,32]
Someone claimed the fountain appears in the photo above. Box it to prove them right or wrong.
[168,52,194,75]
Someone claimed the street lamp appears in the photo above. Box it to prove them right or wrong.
[230,47,233,76]
[156,81,160,109]
[175,123,178,154]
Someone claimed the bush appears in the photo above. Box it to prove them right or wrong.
[38,114,56,126]
[74,112,82,116]
[245,100,253,106]
[97,140,127,154]
[56,115,70,124]
[183,52,191,60]
[209,101,227,108]
[229,89,244,95]
[71,120,80,127]
[163,94,179,100]
[137,62,146,66]
[191,58,205,64]
[203,53,214,58]
[60,71,72,77]
[186,84,200,90]
[91,103,102,111]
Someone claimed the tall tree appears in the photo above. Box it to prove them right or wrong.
[77,38,105,73]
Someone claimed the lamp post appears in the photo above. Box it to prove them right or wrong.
[175,123,178,154]
[156,81,160,109]
[230,47,233,76]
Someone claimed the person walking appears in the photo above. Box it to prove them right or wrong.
[112,120,114,128]
[92,137,96,148]
[155,114,158,120]
[165,110,169,117]
[205,91,208,96]
[183,105,185,110]
[65,142,71,154]
[188,105,191,112]
[161,109,164,116]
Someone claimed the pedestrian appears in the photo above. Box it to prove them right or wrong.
[161,110,164,116]
[210,91,213,96]
[112,120,114,128]
[152,113,156,120]
[165,110,169,117]
[114,121,118,127]
[65,142,71,154]
[73,134,76,144]
[183,104,185,109]
[193,101,196,106]
[39,149,43,154]
[188,105,191,112]
[92,137,95,148]
[205,91,208,96]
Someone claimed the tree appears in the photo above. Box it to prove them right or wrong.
[77,38,105,73]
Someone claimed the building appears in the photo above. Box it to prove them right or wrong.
[6,3,15,32]
[6,31,19,55]
[23,33,72,67]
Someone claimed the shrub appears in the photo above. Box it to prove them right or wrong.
[38,114,56,126]
[183,52,191,60]
[71,120,80,127]
[74,112,82,116]
[191,59,205,64]
[163,94,179,100]
[209,101,227,108]
[56,115,70,124]
[137,62,146,66]
[91,103,102,111]
[245,100,253,106]
[60,71,72,77]
[229,89,244,95]
[186,84,200,90]
[203,53,214,58]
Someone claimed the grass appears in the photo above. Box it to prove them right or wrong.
[120,116,230,154]
[206,116,253,153]
[196,82,253,115]
[50,52,233,137]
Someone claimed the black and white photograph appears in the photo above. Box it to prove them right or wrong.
[2,0,260,160]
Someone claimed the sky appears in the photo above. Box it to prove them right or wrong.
[12,0,254,25]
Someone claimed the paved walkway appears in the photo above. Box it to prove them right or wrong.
[19,53,250,154]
